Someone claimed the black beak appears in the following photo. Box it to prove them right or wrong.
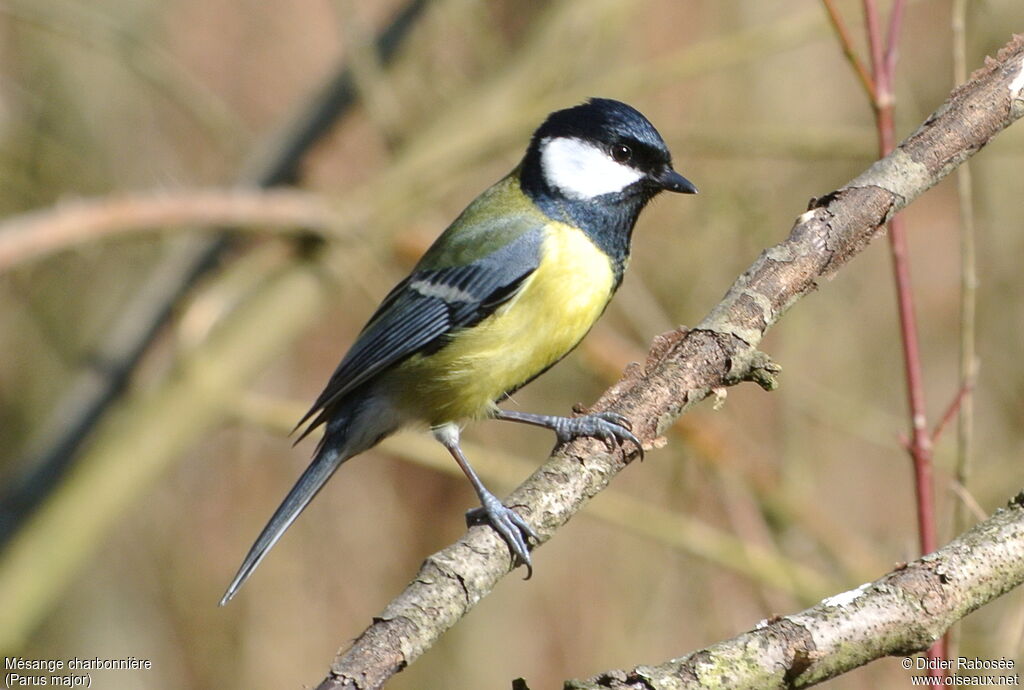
[658,168,698,194]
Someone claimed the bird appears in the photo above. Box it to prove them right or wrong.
[219,98,697,605]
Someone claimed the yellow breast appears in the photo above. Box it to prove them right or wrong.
[391,223,616,425]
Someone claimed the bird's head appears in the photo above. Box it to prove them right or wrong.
[522,98,697,204]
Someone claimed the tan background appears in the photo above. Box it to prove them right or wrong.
[1,1,1022,687]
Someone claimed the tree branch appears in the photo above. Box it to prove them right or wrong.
[315,34,1024,690]
[0,189,336,272]
[566,491,1024,689]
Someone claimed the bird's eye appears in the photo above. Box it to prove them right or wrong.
[611,144,632,163]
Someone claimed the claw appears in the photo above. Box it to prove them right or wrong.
[598,411,632,430]
[554,412,644,460]
[466,495,539,578]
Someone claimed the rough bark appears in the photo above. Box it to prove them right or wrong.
[566,492,1024,689]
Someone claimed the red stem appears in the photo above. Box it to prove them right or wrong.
[863,0,888,109]
[862,0,947,674]
[886,213,936,555]
[884,0,907,80]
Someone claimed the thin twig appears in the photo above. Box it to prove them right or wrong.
[949,481,987,524]
[820,0,876,100]
[947,0,979,663]
[884,0,907,82]
[951,0,978,542]
[930,379,975,445]
[862,0,888,108]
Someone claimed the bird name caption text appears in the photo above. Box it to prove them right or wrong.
[5,656,152,688]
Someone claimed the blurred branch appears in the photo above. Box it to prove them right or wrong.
[565,492,1024,690]
[0,0,247,149]
[314,35,1024,690]
[948,0,979,663]
[0,244,328,652]
[334,0,405,146]
[237,0,429,187]
[0,189,337,272]
[0,0,431,547]
[951,0,979,542]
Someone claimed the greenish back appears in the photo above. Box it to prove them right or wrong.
[416,170,549,270]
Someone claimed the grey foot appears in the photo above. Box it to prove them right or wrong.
[551,412,644,460]
[466,493,540,578]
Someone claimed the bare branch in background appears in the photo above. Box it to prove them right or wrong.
[0,0,430,546]
[0,189,337,272]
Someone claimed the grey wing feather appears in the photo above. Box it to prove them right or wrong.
[293,230,542,440]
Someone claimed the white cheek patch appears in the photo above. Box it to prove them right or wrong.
[540,136,644,199]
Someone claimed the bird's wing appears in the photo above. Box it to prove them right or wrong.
[294,224,543,441]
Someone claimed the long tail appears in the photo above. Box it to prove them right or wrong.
[219,444,347,606]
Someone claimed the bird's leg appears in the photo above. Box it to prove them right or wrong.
[432,423,539,577]
[493,408,644,460]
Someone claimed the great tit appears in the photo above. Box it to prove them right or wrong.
[220,98,696,605]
